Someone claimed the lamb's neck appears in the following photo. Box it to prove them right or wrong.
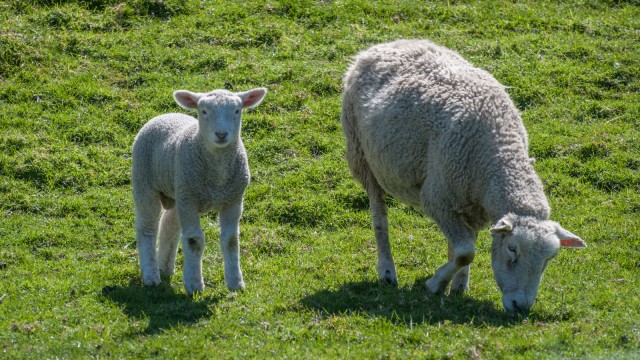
[482,155,551,222]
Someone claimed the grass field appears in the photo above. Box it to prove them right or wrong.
[1,0,639,358]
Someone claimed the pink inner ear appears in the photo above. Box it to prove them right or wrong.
[176,93,198,108]
[185,98,198,108]
[243,93,259,107]
[241,89,266,108]
[560,238,587,248]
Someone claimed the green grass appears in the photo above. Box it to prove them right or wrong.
[1,0,639,358]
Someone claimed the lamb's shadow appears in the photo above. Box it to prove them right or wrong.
[101,280,221,335]
[299,278,523,327]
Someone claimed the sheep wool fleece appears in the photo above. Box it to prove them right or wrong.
[342,39,551,229]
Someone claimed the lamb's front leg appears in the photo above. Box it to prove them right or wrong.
[218,202,245,291]
[426,219,476,294]
[178,206,205,295]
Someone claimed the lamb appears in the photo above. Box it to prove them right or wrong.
[132,87,266,295]
[340,39,586,313]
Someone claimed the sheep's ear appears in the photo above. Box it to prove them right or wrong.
[238,88,267,109]
[555,225,587,248]
[173,90,202,110]
[490,218,513,234]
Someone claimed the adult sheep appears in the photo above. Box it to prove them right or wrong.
[132,87,266,295]
[340,39,586,313]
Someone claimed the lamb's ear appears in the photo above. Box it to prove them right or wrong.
[238,88,267,109]
[173,90,202,110]
[490,217,513,234]
[555,225,587,248]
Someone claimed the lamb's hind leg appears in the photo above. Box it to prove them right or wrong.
[218,201,245,291]
[134,194,162,286]
[157,208,180,277]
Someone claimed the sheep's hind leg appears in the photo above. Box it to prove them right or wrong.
[368,184,398,285]
[157,208,180,277]
[341,114,397,284]
[134,197,162,286]
[178,206,205,295]
[219,201,245,291]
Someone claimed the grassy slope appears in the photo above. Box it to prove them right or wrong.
[1,0,639,358]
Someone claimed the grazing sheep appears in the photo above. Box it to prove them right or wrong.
[341,40,586,312]
[132,87,266,295]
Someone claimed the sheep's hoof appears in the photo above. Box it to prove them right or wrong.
[425,277,446,294]
[380,270,398,286]
[449,280,469,293]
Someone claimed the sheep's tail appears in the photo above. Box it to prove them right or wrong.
[340,85,359,167]
[340,83,380,194]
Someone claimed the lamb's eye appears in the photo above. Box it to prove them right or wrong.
[202,110,207,115]
[235,109,240,114]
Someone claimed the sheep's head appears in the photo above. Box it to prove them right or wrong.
[173,88,267,149]
[489,213,586,313]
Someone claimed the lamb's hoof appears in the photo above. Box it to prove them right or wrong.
[159,267,175,277]
[227,280,246,292]
[184,281,205,296]
[142,272,161,287]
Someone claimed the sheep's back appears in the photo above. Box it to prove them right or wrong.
[343,40,528,207]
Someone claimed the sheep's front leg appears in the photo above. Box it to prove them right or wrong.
[178,206,205,295]
[449,242,471,292]
[369,185,397,285]
[157,208,180,277]
[134,198,162,286]
[218,202,245,291]
[426,220,476,294]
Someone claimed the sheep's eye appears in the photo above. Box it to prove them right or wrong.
[507,244,517,254]
[235,109,240,114]
[201,110,207,115]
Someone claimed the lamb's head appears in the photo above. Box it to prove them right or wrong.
[173,88,267,149]
[489,213,586,313]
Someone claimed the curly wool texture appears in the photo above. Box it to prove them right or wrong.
[342,39,550,230]
[132,113,250,214]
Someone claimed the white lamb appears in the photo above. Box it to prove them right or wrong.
[341,39,586,313]
[132,87,266,295]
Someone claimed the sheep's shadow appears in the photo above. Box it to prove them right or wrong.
[299,278,526,327]
[101,280,221,335]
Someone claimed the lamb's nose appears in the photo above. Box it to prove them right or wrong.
[215,132,228,141]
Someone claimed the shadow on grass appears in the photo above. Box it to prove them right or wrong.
[299,278,524,327]
[101,280,221,335]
